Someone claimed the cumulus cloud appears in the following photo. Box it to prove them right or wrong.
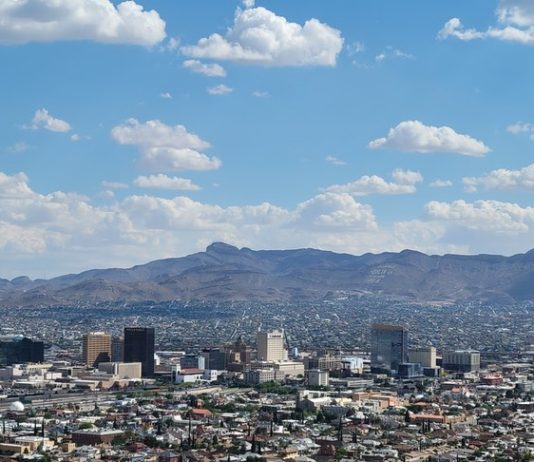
[0,0,166,46]
[29,109,71,133]
[207,84,233,95]
[160,92,172,99]
[437,18,486,41]
[369,120,490,157]
[111,118,222,172]
[426,199,534,233]
[3,170,534,277]
[507,121,534,139]
[392,169,423,185]
[134,174,200,191]
[295,193,377,231]
[462,163,534,192]
[181,5,343,67]
[326,169,423,196]
[438,1,534,46]
[0,170,388,277]
[0,171,105,244]
[183,59,226,77]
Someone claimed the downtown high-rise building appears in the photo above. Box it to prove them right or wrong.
[123,327,155,377]
[0,337,44,366]
[408,346,437,368]
[370,324,407,373]
[82,332,111,368]
[111,336,123,362]
[257,329,286,362]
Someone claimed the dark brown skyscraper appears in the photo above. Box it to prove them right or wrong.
[124,327,155,377]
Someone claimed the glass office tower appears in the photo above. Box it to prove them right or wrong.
[370,324,407,373]
[123,327,155,377]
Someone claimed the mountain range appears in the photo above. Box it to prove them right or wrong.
[1,242,534,307]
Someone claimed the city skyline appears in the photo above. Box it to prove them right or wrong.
[2,0,534,278]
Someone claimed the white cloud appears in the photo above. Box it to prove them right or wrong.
[181,5,343,67]
[507,121,534,139]
[183,59,226,77]
[437,18,486,41]
[0,170,384,277]
[392,220,465,255]
[100,190,115,200]
[295,193,377,231]
[325,169,422,196]
[165,37,180,52]
[0,0,166,46]
[160,92,172,99]
[375,53,386,63]
[392,169,423,185]
[134,174,201,191]
[369,120,490,157]
[429,179,453,188]
[375,46,414,62]
[207,84,233,95]
[242,0,255,8]
[325,155,346,166]
[426,199,534,233]
[507,122,533,134]
[462,177,479,194]
[438,1,534,46]
[111,118,222,172]
[3,170,534,277]
[30,109,71,133]
[462,163,534,192]
[347,41,365,55]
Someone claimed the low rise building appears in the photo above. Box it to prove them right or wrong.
[308,369,329,387]
[98,362,142,379]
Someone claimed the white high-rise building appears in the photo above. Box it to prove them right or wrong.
[408,346,437,368]
[257,329,286,362]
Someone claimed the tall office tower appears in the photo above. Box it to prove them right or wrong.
[201,348,227,370]
[408,346,437,368]
[257,329,286,362]
[111,336,123,362]
[0,337,44,366]
[82,332,111,368]
[370,324,408,373]
[235,336,252,365]
[226,336,252,365]
[123,327,155,377]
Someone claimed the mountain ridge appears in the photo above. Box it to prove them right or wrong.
[2,243,534,306]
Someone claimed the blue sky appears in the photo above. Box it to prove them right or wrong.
[1,0,534,278]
